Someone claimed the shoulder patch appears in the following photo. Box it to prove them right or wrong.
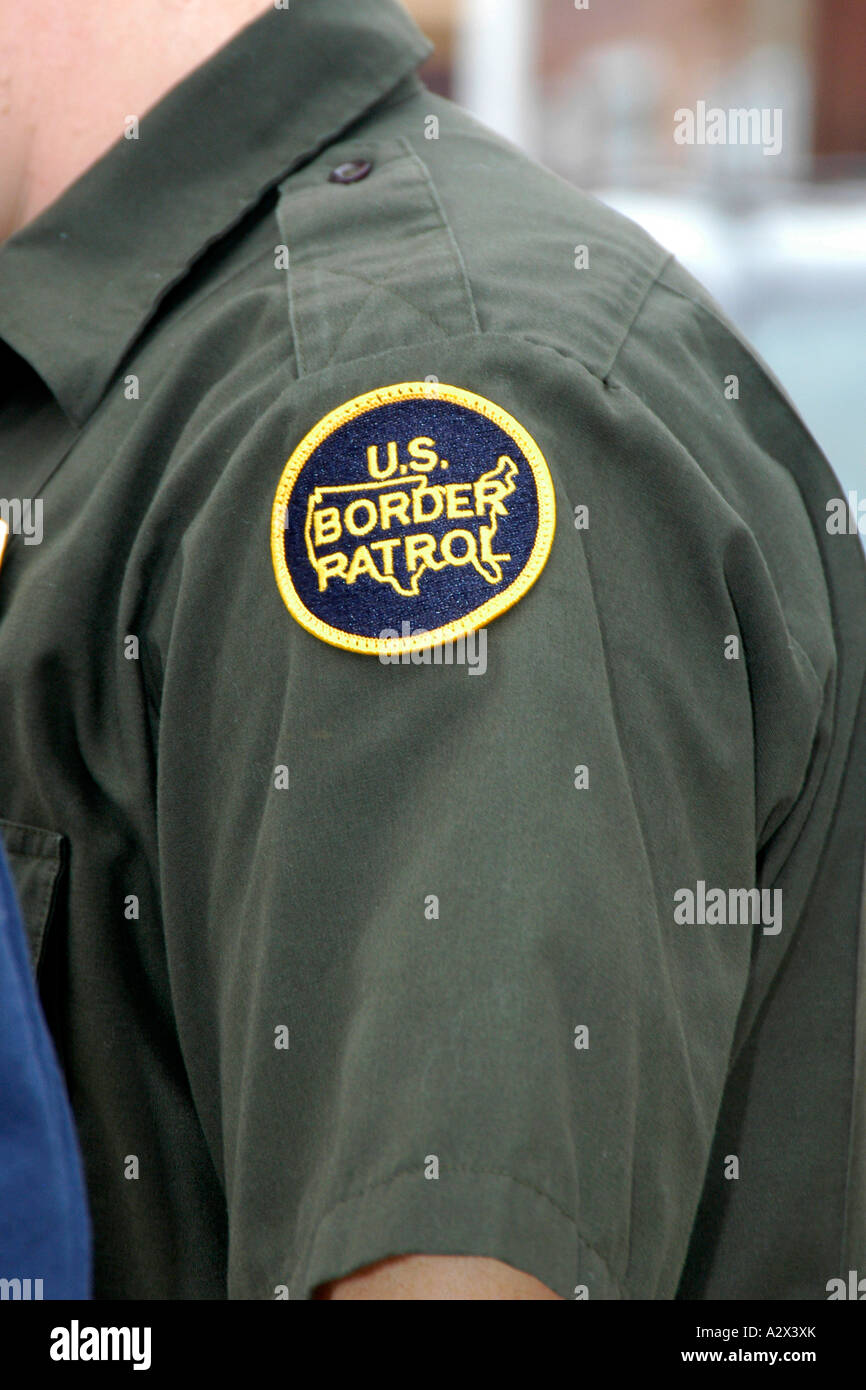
[270,382,556,655]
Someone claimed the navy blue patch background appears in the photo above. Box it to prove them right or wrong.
[281,398,541,638]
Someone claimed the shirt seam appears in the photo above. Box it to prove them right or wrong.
[601,276,843,877]
[295,1162,626,1297]
[601,251,676,382]
[605,273,845,620]
[395,136,481,336]
[841,776,866,1269]
[280,137,479,377]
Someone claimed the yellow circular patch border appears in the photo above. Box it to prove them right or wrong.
[270,381,556,655]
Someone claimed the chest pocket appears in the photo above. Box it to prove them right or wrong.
[0,819,66,977]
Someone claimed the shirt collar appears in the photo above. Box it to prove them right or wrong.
[0,0,431,426]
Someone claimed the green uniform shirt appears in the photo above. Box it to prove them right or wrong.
[1,0,864,1300]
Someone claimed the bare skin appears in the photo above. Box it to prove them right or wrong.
[0,0,270,240]
[314,1253,563,1300]
[0,0,562,1301]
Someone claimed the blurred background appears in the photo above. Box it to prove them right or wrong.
[403,0,866,536]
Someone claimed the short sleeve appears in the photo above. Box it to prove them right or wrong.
[149,326,834,1300]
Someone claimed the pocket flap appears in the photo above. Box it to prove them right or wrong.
[0,818,66,976]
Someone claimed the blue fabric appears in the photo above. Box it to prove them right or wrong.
[0,841,91,1299]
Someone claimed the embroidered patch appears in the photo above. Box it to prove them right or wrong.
[270,382,556,655]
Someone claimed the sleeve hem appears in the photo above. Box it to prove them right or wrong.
[290,1166,626,1300]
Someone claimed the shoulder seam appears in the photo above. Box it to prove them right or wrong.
[601,251,675,383]
[637,270,823,435]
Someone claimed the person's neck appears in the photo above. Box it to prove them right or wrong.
[1,0,269,239]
